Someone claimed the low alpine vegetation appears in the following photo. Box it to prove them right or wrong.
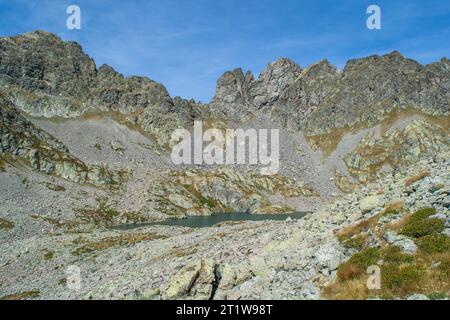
[400,208,445,238]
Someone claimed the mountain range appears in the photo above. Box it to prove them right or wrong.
[0,30,448,300]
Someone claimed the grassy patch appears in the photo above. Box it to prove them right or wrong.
[382,246,414,264]
[199,196,218,208]
[76,205,120,225]
[400,208,445,238]
[72,232,167,256]
[337,248,380,281]
[305,127,352,159]
[418,234,450,254]
[340,234,367,251]
[428,292,448,300]
[337,212,394,253]
[0,290,40,300]
[0,157,6,172]
[0,217,14,230]
[324,243,450,299]
[382,264,424,295]
[76,198,148,225]
[30,214,78,231]
[43,250,55,260]
[439,259,450,278]
[338,219,372,242]
[404,170,430,187]
[383,199,405,215]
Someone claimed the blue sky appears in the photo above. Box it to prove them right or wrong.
[0,0,449,102]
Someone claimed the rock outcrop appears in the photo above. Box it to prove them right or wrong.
[300,52,449,135]
[148,168,317,217]
[0,92,125,187]
[210,58,302,120]
[0,31,203,147]
[345,120,450,183]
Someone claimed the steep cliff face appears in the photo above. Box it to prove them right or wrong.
[0,31,97,117]
[0,31,200,147]
[302,52,449,135]
[209,58,302,120]
[271,59,339,130]
[209,68,255,120]
[210,52,448,137]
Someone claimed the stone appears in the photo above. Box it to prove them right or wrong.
[163,259,216,300]
[383,231,417,254]
[428,213,447,221]
[164,261,202,299]
[407,294,429,300]
[168,194,193,210]
[360,195,382,212]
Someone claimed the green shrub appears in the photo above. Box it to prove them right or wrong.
[439,259,450,278]
[337,248,380,280]
[383,246,415,265]
[409,207,436,219]
[400,208,444,238]
[382,264,424,294]
[428,292,448,300]
[418,234,450,254]
[341,234,367,250]
[349,247,380,267]
[43,250,55,260]
[0,218,14,230]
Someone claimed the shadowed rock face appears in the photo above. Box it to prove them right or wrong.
[0,30,174,117]
[0,92,68,157]
[211,53,448,135]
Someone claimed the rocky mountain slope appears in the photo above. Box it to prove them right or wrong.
[0,30,448,300]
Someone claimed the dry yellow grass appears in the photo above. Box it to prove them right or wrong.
[324,248,449,300]
[404,170,430,187]
[72,232,166,256]
[383,199,405,212]
[323,278,370,300]
[326,207,450,300]
[337,213,381,241]
[0,217,14,230]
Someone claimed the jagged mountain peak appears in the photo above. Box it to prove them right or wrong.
[251,58,302,109]
[259,57,302,76]
[343,50,422,74]
[298,59,338,79]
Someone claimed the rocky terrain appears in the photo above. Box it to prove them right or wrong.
[0,31,448,300]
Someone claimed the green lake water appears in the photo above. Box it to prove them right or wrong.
[112,212,308,230]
